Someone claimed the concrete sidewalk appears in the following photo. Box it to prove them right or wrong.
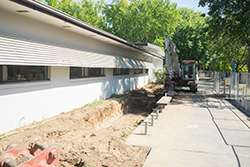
[126,81,250,167]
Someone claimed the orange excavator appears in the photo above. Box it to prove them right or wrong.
[164,36,199,93]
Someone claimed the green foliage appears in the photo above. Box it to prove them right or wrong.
[39,0,106,29]
[31,121,44,128]
[0,133,7,141]
[39,0,179,54]
[84,99,107,108]
[208,37,249,72]
[96,150,101,155]
[31,121,41,127]
[125,90,131,94]
[102,0,179,44]
[70,108,77,115]
[40,0,250,73]
[152,37,165,52]
[122,128,131,137]
[110,94,123,98]
[199,0,250,72]
[31,121,37,127]
[135,118,139,125]
[172,8,212,70]
[199,0,250,44]
[83,164,94,167]
[153,69,166,84]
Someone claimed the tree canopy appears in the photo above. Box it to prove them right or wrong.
[102,0,179,46]
[38,0,106,28]
[199,0,250,72]
[172,8,212,70]
[39,0,250,72]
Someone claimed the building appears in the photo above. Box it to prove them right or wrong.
[0,0,163,134]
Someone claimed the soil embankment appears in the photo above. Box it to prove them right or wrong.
[0,84,163,167]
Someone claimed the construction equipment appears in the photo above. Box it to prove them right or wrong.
[0,135,60,167]
[164,36,198,93]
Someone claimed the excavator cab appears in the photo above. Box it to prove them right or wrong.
[182,60,198,81]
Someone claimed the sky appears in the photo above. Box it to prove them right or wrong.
[171,0,208,14]
[101,0,209,14]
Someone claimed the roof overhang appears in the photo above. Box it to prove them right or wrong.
[0,31,155,69]
[134,42,165,58]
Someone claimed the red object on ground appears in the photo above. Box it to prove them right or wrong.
[0,135,60,167]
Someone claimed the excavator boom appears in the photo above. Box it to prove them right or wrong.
[164,36,198,93]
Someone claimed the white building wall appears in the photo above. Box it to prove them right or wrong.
[0,5,160,134]
[0,67,149,134]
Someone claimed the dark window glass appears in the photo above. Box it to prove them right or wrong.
[16,66,27,81]
[5,66,14,81]
[28,66,47,80]
[70,67,105,79]
[70,67,82,78]
[29,66,38,80]
[40,66,47,79]
[0,65,49,83]
[145,69,148,74]
[183,64,194,79]
[0,66,2,83]
[113,68,129,76]
[133,69,143,74]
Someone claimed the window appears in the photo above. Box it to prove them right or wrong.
[70,67,104,79]
[145,69,148,74]
[113,68,129,76]
[0,65,49,83]
[183,63,194,79]
[133,69,143,74]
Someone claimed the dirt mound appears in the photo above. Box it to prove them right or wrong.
[0,84,164,167]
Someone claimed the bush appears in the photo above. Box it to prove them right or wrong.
[153,69,166,84]
[110,94,123,98]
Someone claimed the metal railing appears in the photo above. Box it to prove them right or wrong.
[214,71,250,115]
[199,70,214,79]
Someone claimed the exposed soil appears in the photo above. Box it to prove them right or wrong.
[0,84,164,167]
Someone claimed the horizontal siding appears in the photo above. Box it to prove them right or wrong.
[0,32,154,68]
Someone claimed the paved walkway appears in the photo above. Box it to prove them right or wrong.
[126,81,250,167]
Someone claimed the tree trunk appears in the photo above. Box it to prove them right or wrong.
[248,44,250,73]
[236,61,239,73]
[246,42,250,73]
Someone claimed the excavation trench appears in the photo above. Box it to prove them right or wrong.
[0,84,164,167]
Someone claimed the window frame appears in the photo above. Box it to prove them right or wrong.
[0,66,2,83]
[0,65,49,84]
[28,66,48,81]
[70,67,105,79]
[113,68,130,76]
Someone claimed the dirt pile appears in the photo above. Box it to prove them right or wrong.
[0,84,164,167]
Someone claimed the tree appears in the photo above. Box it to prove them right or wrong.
[199,0,250,72]
[207,34,248,72]
[172,8,213,70]
[39,0,179,52]
[38,0,106,29]
[102,0,179,45]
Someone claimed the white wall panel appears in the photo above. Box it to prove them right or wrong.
[0,33,154,69]
[0,66,150,134]
[0,10,161,67]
